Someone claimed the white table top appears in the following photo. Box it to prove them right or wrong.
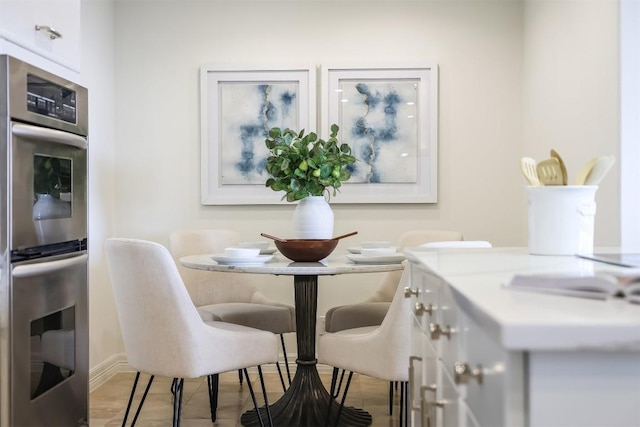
[404,247,640,351]
[180,252,405,276]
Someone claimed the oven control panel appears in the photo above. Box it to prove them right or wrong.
[26,73,77,124]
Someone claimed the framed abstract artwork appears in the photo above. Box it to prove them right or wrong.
[320,64,438,203]
[200,65,316,205]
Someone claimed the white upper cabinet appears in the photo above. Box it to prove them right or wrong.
[0,0,80,72]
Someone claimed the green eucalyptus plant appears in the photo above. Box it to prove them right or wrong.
[265,124,356,202]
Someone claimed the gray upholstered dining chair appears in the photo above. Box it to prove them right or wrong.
[323,229,464,415]
[169,229,295,392]
[105,238,277,427]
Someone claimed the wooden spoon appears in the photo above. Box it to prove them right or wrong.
[575,157,599,185]
[331,231,358,241]
[519,157,540,186]
[550,149,568,185]
[260,233,287,243]
[584,155,615,186]
[261,231,358,242]
[536,158,564,185]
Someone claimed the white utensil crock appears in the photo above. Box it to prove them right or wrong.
[527,185,598,255]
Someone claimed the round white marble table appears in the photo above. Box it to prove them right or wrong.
[180,253,405,427]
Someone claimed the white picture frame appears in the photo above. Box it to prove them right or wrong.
[200,65,317,205]
[320,64,438,204]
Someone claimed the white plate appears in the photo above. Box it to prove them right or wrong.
[346,254,405,264]
[260,247,278,255]
[347,246,398,254]
[211,254,274,265]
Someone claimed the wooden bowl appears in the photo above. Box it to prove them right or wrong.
[274,239,339,262]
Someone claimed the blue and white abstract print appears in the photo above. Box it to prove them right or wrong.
[220,83,299,184]
[339,80,418,184]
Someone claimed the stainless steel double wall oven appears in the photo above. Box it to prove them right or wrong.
[1,55,88,426]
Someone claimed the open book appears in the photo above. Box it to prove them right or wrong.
[506,270,640,303]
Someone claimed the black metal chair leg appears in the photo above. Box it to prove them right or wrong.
[122,372,140,426]
[333,371,354,427]
[275,362,286,392]
[404,381,409,427]
[125,373,155,427]
[325,367,340,427]
[171,378,184,427]
[207,374,219,422]
[280,334,292,385]
[389,381,394,415]
[334,369,347,398]
[257,365,274,427]
[243,368,266,427]
[238,369,244,385]
[399,380,404,427]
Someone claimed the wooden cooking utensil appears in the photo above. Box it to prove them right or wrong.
[536,158,564,185]
[584,155,615,186]
[575,157,599,185]
[519,157,541,186]
[330,231,358,241]
[262,231,358,242]
[550,149,568,185]
[260,233,288,243]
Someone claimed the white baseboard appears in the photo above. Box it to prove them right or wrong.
[89,352,128,392]
[89,353,330,391]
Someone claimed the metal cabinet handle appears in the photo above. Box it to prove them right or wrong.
[429,323,451,340]
[404,286,419,298]
[408,356,422,411]
[35,25,63,39]
[454,362,483,385]
[13,123,87,149]
[420,385,436,427]
[415,302,434,316]
[12,253,87,278]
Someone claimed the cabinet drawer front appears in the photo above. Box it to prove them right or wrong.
[410,263,443,335]
[456,310,512,427]
[437,282,459,374]
[436,368,460,427]
[459,399,482,427]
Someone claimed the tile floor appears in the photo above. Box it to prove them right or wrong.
[90,369,404,426]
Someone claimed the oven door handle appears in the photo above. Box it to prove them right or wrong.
[12,253,88,278]
[12,123,87,150]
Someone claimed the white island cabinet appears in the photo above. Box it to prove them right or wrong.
[405,248,640,427]
[0,0,80,74]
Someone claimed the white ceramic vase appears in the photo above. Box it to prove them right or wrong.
[292,196,334,239]
[33,193,70,220]
[32,193,72,244]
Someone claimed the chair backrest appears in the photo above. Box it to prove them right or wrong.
[366,230,464,302]
[169,229,258,306]
[105,238,209,375]
[375,266,413,380]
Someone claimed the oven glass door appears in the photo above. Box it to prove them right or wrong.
[10,122,87,251]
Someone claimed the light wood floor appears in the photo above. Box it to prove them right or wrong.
[90,369,403,426]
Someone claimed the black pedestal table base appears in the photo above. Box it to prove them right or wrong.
[241,274,371,427]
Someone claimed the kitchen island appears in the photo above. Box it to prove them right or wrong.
[404,247,640,427]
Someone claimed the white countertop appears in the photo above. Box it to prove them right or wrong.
[404,247,640,351]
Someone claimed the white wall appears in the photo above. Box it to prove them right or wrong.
[620,0,640,251]
[85,0,620,372]
[522,0,620,247]
[80,0,120,377]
